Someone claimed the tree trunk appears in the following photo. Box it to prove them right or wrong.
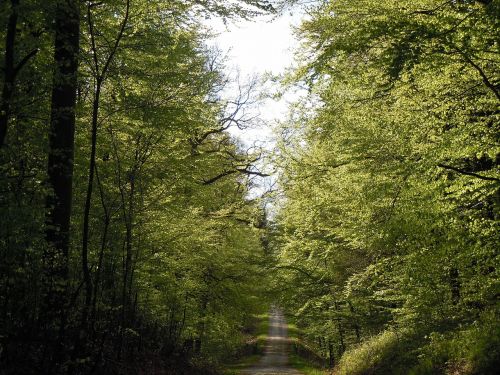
[43,0,80,371]
[348,300,361,342]
[81,81,101,330]
[0,0,19,147]
[334,301,345,355]
[328,340,335,369]
[450,267,460,305]
[81,0,129,332]
[45,0,80,278]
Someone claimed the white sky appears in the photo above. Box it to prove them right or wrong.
[211,13,302,76]
[206,11,304,145]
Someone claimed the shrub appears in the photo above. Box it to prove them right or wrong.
[335,329,410,375]
[410,309,500,375]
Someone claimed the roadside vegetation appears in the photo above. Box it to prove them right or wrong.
[223,312,270,375]
[287,322,328,375]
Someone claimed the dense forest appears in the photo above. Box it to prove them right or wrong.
[0,1,498,375]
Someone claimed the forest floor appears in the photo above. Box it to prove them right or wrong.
[239,309,304,375]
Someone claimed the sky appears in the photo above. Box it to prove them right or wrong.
[210,12,302,76]
[206,11,304,146]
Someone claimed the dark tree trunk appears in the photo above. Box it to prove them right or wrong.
[43,0,80,370]
[450,267,461,305]
[328,340,335,368]
[0,0,19,147]
[45,0,80,273]
[334,301,345,355]
[348,300,361,342]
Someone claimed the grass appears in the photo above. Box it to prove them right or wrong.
[255,312,269,343]
[286,321,329,375]
[223,354,261,375]
[222,313,269,375]
[289,353,328,375]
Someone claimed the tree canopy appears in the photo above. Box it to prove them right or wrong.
[272,0,499,373]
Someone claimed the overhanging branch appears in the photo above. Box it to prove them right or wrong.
[438,163,500,182]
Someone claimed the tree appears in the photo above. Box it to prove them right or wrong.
[273,0,499,373]
[42,0,80,371]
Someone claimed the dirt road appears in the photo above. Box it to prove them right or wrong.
[241,309,303,375]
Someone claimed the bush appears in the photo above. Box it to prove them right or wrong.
[410,309,500,375]
[335,329,410,375]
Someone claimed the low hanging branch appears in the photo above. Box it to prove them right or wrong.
[202,165,270,185]
[437,163,500,182]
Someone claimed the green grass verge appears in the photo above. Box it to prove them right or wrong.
[287,322,328,375]
[255,313,269,344]
[223,354,261,375]
[288,353,328,375]
[222,313,269,375]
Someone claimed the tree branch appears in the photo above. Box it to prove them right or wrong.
[438,163,500,182]
[452,46,500,101]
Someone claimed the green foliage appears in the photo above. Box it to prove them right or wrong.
[410,309,500,375]
[273,0,500,374]
[0,0,278,373]
[336,330,411,375]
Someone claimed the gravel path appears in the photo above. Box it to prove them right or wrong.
[240,309,303,375]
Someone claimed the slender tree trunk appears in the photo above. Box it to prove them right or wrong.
[0,0,38,147]
[348,300,361,342]
[122,174,135,318]
[81,0,130,330]
[84,2,130,358]
[118,169,135,359]
[44,0,80,371]
[81,81,101,329]
[328,339,335,369]
[0,0,19,147]
[334,301,345,355]
[450,267,460,305]
[91,163,111,328]
[91,212,109,328]
[174,295,188,347]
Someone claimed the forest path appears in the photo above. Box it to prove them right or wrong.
[240,309,303,375]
